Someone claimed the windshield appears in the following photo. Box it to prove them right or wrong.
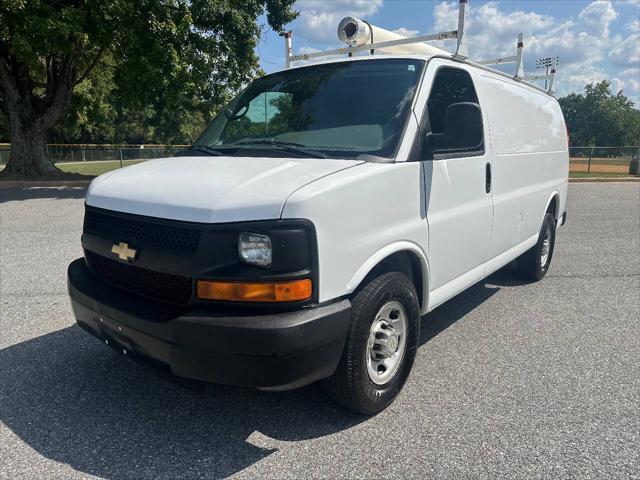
[194,58,425,160]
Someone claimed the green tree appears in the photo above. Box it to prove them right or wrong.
[559,81,640,148]
[49,55,118,144]
[0,0,297,179]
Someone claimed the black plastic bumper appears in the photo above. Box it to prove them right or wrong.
[67,258,351,390]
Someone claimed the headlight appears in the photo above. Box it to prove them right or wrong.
[238,232,272,268]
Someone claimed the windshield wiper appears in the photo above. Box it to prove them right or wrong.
[175,144,227,157]
[231,139,328,159]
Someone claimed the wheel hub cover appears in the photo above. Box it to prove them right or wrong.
[366,301,408,385]
[387,335,399,354]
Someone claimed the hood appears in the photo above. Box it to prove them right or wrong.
[85,156,363,223]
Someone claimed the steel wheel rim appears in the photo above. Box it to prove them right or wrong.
[540,224,552,267]
[366,300,408,385]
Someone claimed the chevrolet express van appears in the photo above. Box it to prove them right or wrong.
[68,15,568,414]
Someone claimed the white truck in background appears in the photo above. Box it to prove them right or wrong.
[68,0,568,414]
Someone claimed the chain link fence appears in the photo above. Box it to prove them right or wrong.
[0,144,188,166]
[569,146,639,175]
[1,143,639,177]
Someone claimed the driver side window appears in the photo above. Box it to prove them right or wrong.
[427,67,479,134]
[418,66,485,160]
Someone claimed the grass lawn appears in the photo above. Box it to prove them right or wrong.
[56,159,144,176]
[569,156,631,167]
[0,159,144,177]
[569,171,631,178]
[0,159,635,179]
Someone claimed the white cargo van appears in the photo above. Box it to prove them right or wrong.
[68,3,568,414]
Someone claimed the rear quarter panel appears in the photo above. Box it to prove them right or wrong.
[474,71,569,259]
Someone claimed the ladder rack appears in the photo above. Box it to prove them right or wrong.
[476,33,525,79]
[282,0,559,96]
[289,31,459,63]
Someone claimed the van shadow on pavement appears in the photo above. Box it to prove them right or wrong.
[0,187,87,203]
[1,278,502,478]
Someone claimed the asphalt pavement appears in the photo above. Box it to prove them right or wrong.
[1,183,639,479]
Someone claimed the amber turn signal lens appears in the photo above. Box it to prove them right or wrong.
[197,279,312,302]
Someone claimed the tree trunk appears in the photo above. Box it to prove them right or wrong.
[0,122,65,179]
[0,46,83,180]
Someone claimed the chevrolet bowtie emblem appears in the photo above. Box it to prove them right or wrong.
[111,242,137,262]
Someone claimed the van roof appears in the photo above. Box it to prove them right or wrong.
[284,53,435,70]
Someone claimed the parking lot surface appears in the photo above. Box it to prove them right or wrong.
[1,183,639,479]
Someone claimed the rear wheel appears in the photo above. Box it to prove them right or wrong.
[515,212,556,281]
[322,272,420,415]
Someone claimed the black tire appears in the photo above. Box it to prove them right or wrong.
[515,212,556,281]
[322,271,420,415]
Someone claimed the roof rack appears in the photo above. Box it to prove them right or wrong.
[282,0,559,96]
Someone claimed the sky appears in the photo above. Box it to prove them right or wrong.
[255,0,640,104]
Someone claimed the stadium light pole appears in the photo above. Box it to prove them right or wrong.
[536,56,559,90]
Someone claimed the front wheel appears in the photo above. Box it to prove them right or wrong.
[322,272,420,415]
[515,212,557,281]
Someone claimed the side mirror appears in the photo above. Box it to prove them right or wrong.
[427,102,484,157]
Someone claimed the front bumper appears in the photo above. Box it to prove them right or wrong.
[68,258,351,390]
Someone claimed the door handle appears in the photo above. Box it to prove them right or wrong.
[485,162,492,194]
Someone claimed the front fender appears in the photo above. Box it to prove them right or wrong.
[346,241,431,314]
[282,162,429,310]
